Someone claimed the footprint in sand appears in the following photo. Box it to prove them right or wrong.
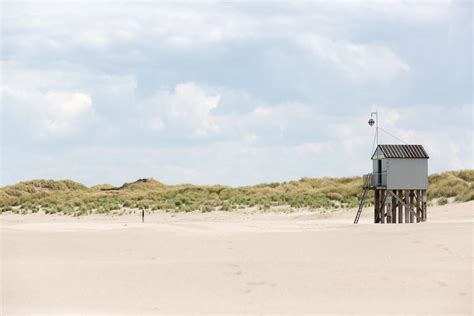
[436,243,453,254]
[220,263,243,277]
[436,280,448,287]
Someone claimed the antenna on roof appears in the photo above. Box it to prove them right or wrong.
[368,111,379,153]
[368,111,409,145]
[368,111,378,145]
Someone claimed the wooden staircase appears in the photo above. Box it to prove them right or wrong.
[353,174,372,224]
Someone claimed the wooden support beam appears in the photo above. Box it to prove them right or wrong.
[422,190,427,222]
[414,190,418,223]
[398,190,403,223]
[404,190,410,224]
[374,189,387,224]
[386,196,392,223]
[416,190,421,223]
[378,189,390,224]
[374,189,379,223]
[391,191,397,224]
[380,190,385,224]
[409,190,415,223]
[388,190,421,222]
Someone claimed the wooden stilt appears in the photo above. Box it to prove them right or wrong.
[380,190,385,224]
[389,190,421,222]
[391,191,397,223]
[374,189,380,223]
[386,191,392,223]
[398,190,403,223]
[381,189,388,224]
[367,187,427,225]
[404,190,410,223]
[422,190,427,222]
[414,190,418,223]
[415,190,421,223]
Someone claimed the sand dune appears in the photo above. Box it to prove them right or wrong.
[1,202,473,314]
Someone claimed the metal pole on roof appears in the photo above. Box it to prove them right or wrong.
[369,111,378,147]
[375,111,378,146]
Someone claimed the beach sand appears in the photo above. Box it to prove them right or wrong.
[1,202,473,315]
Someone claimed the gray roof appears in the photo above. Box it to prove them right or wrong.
[372,144,429,159]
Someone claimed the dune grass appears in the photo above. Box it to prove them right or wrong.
[0,170,472,215]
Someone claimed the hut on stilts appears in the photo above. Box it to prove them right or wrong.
[354,113,429,224]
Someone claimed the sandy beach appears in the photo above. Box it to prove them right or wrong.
[1,202,473,315]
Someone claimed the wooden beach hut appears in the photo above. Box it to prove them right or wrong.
[354,144,429,224]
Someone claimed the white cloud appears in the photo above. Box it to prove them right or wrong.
[247,103,313,128]
[75,27,138,49]
[2,2,424,83]
[145,82,318,143]
[149,82,221,136]
[1,63,96,138]
[380,109,401,128]
[2,80,472,186]
[149,117,165,131]
[0,2,470,186]
[293,143,324,155]
[300,33,410,81]
[2,86,93,138]
[253,106,273,117]
[354,1,453,22]
[40,92,93,135]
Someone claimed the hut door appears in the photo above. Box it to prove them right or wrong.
[377,160,382,185]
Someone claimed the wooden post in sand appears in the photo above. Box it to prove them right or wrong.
[385,190,392,224]
[391,191,397,223]
[422,190,427,222]
[370,185,428,225]
[398,190,403,223]
[416,190,422,223]
[404,190,410,223]
[142,209,144,223]
[374,189,380,223]
[380,190,385,224]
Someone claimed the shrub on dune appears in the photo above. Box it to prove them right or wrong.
[0,170,472,215]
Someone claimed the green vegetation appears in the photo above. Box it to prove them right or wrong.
[428,170,474,202]
[1,170,472,215]
[437,197,448,206]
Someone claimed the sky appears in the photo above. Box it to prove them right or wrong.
[1,0,472,187]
